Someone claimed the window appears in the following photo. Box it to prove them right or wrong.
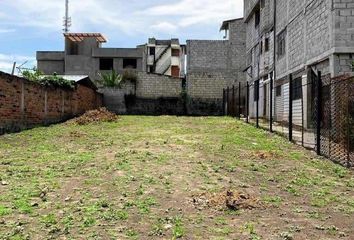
[260,41,263,54]
[123,59,137,69]
[172,49,180,57]
[254,80,260,101]
[276,85,282,97]
[255,9,260,27]
[265,38,270,52]
[68,42,79,55]
[277,30,286,58]
[100,58,113,70]
[149,47,155,56]
[292,78,303,100]
[171,66,180,77]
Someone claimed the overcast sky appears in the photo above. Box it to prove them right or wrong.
[0,0,244,73]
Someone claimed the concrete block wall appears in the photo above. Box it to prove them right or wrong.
[273,0,333,79]
[136,72,182,99]
[186,19,246,99]
[0,71,102,134]
[333,0,354,76]
[187,72,239,99]
[334,54,354,75]
[334,0,354,48]
[99,72,184,115]
[305,0,331,61]
[187,40,230,73]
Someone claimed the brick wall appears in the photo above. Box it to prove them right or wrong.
[0,71,102,134]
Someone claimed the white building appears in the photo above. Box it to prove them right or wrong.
[143,38,186,78]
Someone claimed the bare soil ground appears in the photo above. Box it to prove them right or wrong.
[0,116,353,240]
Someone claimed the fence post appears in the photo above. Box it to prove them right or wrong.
[270,72,274,132]
[226,87,229,116]
[347,80,351,168]
[289,74,293,142]
[316,71,322,155]
[222,89,225,116]
[246,82,249,123]
[238,82,241,119]
[256,80,259,128]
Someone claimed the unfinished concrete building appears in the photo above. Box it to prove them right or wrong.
[244,0,354,126]
[186,18,246,115]
[141,38,186,78]
[37,33,144,82]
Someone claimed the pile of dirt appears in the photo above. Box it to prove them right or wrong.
[68,108,118,125]
[192,189,262,211]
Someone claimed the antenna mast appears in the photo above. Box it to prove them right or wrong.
[63,0,71,33]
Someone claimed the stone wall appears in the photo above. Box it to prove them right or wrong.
[0,71,103,134]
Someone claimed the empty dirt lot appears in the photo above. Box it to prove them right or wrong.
[0,116,353,239]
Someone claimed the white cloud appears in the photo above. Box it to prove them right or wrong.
[0,0,243,36]
[143,0,243,27]
[0,54,36,74]
[150,22,178,33]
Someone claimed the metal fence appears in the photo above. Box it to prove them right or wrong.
[223,72,354,168]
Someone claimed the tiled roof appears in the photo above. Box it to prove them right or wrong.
[64,33,107,43]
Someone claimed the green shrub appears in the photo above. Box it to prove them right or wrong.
[22,68,75,89]
[99,70,123,88]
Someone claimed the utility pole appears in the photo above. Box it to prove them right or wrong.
[63,0,71,33]
[11,62,16,75]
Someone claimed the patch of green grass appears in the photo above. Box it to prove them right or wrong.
[172,216,185,239]
[333,166,348,178]
[126,229,139,239]
[262,196,282,207]
[13,199,33,214]
[40,213,57,227]
[0,205,12,216]
[136,197,157,214]
[215,217,227,226]
[211,227,232,235]
[244,222,261,240]
[82,216,96,227]
[285,185,300,196]
[101,209,128,221]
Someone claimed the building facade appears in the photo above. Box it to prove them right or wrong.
[37,33,144,82]
[186,18,246,115]
[142,38,186,78]
[244,0,354,125]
